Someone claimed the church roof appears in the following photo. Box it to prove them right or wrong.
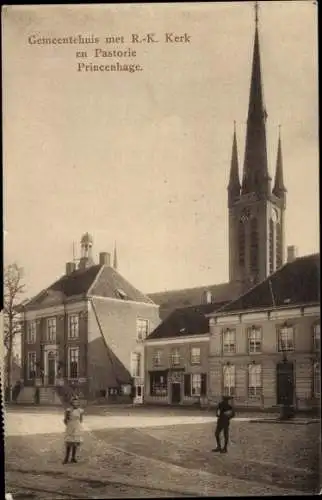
[23,264,154,309]
[148,281,242,320]
[272,129,287,197]
[147,301,229,340]
[241,5,270,196]
[210,253,320,316]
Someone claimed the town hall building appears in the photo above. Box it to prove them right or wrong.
[17,233,160,405]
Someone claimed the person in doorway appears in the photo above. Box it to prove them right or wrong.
[62,395,84,464]
[212,395,235,453]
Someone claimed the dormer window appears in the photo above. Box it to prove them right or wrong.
[115,288,127,300]
[202,290,213,304]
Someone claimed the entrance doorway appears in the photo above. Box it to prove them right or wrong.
[134,385,144,404]
[276,361,294,406]
[47,351,56,386]
[171,383,181,404]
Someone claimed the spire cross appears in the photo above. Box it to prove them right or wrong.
[255,1,259,26]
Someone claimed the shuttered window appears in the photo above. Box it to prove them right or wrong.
[184,374,191,396]
[200,374,207,396]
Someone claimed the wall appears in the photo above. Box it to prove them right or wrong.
[88,296,160,398]
[209,306,320,409]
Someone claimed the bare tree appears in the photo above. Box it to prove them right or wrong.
[3,263,25,401]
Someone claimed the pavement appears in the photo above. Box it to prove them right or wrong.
[4,407,320,497]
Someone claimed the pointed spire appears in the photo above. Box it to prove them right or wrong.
[113,242,118,270]
[241,2,270,196]
[273,126,287,198]
[228,121,241,206]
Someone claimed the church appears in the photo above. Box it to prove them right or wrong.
[145,4,320,410]
[149,3,287,318]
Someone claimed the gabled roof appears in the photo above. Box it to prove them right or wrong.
[147,301,229,340]
[211,254,320,316]
[90,266,155,304]
[24,264,154,309]
[147,281,242,320]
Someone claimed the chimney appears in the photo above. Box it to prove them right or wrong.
[287,245,298,263]
[66,262,76,275]
[99,252,111,266]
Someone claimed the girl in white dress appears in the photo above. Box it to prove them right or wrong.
[63,396,84,464]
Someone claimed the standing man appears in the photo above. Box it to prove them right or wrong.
[212,395,235,453]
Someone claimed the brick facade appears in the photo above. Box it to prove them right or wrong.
[208,306,320,410]
[144,337,209,405]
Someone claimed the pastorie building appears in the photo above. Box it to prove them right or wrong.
[207,253,320,411]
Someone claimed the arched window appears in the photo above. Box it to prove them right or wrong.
[276,222,282,269]
[250,217,259,279]
[238,220,245,267]
[202,290,213,304]
[313,323,320,351]
[313,362,320,398]
[269,218,275,274]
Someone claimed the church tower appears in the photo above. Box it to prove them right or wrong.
[228,3,286,287]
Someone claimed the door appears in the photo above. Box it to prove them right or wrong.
[134,385,144,404]
[47,351,56,386]
[171,383,181,404]
[276,361,294,406]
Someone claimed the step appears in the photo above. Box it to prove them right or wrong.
[16,387,35,404]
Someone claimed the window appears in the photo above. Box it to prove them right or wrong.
[278,325,294,352]
[223,329,236,354]
[248,364,262,397]
[250,217,259,280]
[276,222,282,269]
[150,372,167,396]
[27,352,37,380]
[131,352,141,378]
[223,364,235,396]
[248,326,262,353]
[269,218,275,274]
[202,290,213,304]
[190,347,201,365]
[137,318,149,341]
[27,321,36,344]
[121,384,132,395]
[313,323,320,351]
[191,374,201,396]
[116,288,128,300]
[153,349,162,367]
[313,362,320,398]
[184,373,207,397]
[238,221,245,267]
[68,314,79,339]
[68,347,79,379]
[46,317,56,342]
[170,348,180,366]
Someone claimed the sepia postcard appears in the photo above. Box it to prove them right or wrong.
[2,1,320,498]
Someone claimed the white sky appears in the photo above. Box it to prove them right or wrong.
[3,1,319,299]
